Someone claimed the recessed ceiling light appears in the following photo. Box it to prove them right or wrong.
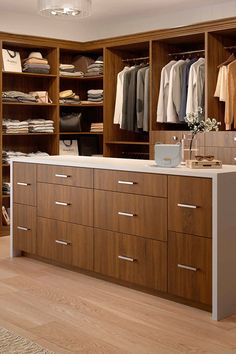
[38,0,92,19]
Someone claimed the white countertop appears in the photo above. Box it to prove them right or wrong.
[10,155,236,178]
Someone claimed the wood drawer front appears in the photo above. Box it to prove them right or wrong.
[37,164,93,188]
[168,232,212,305]
[150,131,183,145]
[37,183,93,226]
[94,169,167,197]
[168,176,212,238]
[37,217,93,270]
[94,229,167,291]
[204,131,236,148]
[94,190,167,241]
[13,204,36,254]
[13,162,36,206]
[204,146,236,165]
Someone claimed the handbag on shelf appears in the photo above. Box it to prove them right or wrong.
[29,91,52,103]
[154,143,182,167]
[59,140,79,156]
[2,49,22,72]
[60,112,82,132]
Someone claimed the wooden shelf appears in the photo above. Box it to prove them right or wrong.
[60,103,103,107]
[2,164,10,167]
[3,71,57,78]
[3,133,56,136]
[60,131,103,135]
[106,141,149,145]
[60,75,103,80]
[2,102,57,106]
[2,195,10,199]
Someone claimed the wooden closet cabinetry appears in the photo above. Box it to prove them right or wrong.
[167,176,212,305]
[13,162,36,254]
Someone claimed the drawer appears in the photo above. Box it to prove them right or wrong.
[13,204,36,254]
[37,164,93,188]
[204,131,236,148]
[168,231,212,305]
[13,162,36,206]
[168,176,212,238]
[94,229,167,291]
[94,190,167,241]
[37,183,93,226]
[204,146,236,165]
[94,169,167,197]
[37,217,93,270]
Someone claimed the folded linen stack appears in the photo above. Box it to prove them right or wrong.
[28,119,54,133]
[59,64,84,77]
[59,90,80,104]
[87,89,103,103]
[2,150,49,164]
[2,182,11,195]
[3,119,29,134]
[2,91,37,103]
[22,52,50,74]
[84,56,103,77]
[90,122,103,132]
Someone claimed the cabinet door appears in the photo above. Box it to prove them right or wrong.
[13,162,36,206]
[94,190,167,241]
[168,231,212,305]
[13,204,36,254]
[37,217,93,270]
[37,164,93,188]
[168,176,212,238]
[37,183,93,226]
[94,169,167,197]
[94,229,167,291]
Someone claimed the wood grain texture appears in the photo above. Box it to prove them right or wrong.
[94,169,167,197]
[94,190,167,241]
[13,162,36,206]
[94,229,167,291]
[0,237,236,354]
[37,183,93,226]
[37,164,93,188]
[168,175,212,238]
[13,204,36,254]
[37,217,93,270]
[168,231,212,306]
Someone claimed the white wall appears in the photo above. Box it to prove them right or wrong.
[0,0,235,42]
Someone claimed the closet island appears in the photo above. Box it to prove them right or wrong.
[10,155,236,321]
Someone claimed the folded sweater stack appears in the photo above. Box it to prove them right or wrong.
[2,91,37,103]
[2,150,49,164]
[28,119,54,133]
[85,56,103,77]
[23,56,50,74]
[59,64,84,77]
[87,89,103,103]
[90,122,103,132]
[3,119,29,134]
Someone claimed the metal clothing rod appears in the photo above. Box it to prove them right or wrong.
[224,46,236,50]
[168,49,205,56]
[122,56,149,62]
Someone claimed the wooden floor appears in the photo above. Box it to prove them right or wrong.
[1,237,236,353]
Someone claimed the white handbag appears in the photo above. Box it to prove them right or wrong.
[59,140,79,156]
[2,49,22,72]
[154,143,182,167]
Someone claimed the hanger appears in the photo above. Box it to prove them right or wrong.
[217,53,236,69]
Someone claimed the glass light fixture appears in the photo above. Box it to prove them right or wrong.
[38,0,92,18]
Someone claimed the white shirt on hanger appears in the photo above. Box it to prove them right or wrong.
[156,60,176,123]
[186,57,205,115]
[113,66,130,126]
[214,65,227,102]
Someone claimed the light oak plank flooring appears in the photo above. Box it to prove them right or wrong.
[0,237,236,353]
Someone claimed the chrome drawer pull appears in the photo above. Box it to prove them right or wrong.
[118,212,136,217]
[55,174,71,178]
[17,226,30,231]
[118,180,136,185]
[234,157,236,161]
[234,137,236,142]
[55,240,71,246]
[118,255,135,262]
[17,182,30,186]
[177,264,198,272]
[55,201,70,206]
[177,203,198,209]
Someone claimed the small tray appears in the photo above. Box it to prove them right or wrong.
[186,159,222,169]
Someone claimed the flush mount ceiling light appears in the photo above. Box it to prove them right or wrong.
[38,0,92,18]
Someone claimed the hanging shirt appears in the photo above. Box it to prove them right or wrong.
[113,66,130,126]
[186,57,205,115]
[225,60,236,130]
[167,59,186,123]
[214,65,227,102]
[179,58,197,121]
[156,60,176,123]
[143,67,150,132]
[137,66,149,129]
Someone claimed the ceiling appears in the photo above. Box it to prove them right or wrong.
[0,0,234,41]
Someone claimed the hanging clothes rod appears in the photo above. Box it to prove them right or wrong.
[168,49,205,56]
[224,46,236,50]
[122,56,149,62]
